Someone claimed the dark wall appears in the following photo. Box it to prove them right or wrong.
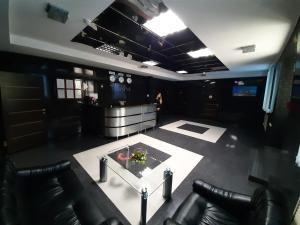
[0,87,3,152]
[217,79,265,123]
[267,20,300,153]
[172,78,266,127]
[0,52,176,107]
[0,51,176,138]
[0,51,266,142]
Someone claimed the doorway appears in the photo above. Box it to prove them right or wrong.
[0,71,47,153]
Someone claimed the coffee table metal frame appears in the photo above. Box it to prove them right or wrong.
[98,145,173,225]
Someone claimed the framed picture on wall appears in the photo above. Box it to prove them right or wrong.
[56,78,83,99]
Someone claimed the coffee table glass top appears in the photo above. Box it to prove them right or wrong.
[99,142,172,195]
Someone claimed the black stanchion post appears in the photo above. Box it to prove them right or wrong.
[140,188,148,225]
[99,157,107,182]
[163,168,173,200]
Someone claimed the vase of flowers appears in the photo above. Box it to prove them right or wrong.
[129,148,147,164]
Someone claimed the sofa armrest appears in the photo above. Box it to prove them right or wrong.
[17,160,71,177]
[164,219,182,225]
[193,180,251,211]
[100,218,124,225]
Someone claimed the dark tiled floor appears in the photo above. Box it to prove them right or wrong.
[177,123,209,134]
[10,116,300,225]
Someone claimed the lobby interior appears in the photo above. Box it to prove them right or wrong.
[0,0,300,225]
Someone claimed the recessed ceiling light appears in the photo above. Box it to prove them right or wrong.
[144,10,187,37]
[176,70,188,74]
[143,61,159,66]
[187,48,214,58]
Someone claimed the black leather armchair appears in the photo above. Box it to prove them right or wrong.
[17,160,71,177]
[0,156,123,225]
[165,179,286,225]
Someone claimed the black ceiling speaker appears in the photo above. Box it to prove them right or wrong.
[46,3,69,24]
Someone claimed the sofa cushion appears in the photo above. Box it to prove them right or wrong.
[172,193,240,225]
[1,157,123,225]
[247,188,287,225]
[42,204,81,225]
[165,180,287,225]
[32,177,67,212]
[0,157,20,225]
[74,195,106,225]
[20,170,84,225]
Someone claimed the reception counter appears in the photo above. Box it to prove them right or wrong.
[104,104,156,137]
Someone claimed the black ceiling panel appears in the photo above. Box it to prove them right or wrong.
[71,1,228,74]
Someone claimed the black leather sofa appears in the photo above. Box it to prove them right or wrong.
[165,180,286,225]
[0,156,123,225]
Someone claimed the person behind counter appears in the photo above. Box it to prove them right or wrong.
[155,91,163,125]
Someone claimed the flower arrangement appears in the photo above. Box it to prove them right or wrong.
[129,150,147,164]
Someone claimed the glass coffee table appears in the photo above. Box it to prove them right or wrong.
[98,143,173,225]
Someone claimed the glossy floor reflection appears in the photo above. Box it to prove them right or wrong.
[10,116,300,225]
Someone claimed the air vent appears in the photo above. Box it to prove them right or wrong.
[46,3,69,24]
[140,65,148,69]
[96,44,121,54]
[239,45,256,53]
[211,66,227,71]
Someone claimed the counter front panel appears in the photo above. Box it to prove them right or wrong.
[104,104,156,137]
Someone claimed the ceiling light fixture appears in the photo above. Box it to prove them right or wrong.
[142,61,159,66]
[143,10,187,37]
[176,70,188,74]
[187,48,214,58]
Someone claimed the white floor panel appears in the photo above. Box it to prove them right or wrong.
[73,134,202,225]
[160,120,226,143]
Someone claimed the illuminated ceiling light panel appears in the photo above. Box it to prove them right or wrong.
[176,70,188,74]
[143,60,159,66]
[187,48,214,58]
[96,44,120,54]
[143,10,187,37]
